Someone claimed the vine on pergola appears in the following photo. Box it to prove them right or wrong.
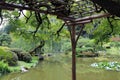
[0,0,94,21]
[0,0,120,39]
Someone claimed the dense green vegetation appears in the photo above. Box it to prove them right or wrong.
[0,61,10,76]
[1,12,120,75]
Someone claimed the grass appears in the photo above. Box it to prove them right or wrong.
[9,56,39,72]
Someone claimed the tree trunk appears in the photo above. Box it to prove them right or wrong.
[29,40,45,55]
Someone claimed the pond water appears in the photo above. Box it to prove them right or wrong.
[1,55,120,80]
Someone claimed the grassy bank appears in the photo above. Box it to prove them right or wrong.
[7,56,38,73]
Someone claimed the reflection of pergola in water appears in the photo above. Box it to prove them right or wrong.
[0,0,116,80]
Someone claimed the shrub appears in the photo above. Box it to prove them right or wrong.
[76,47,93,53]
[0,33,12,46]
[10,48,23,55]
[22,52,32,63]
[6,53,18,66]
[0,61,11,76]
[10,48,32,63]
[0,47,18,66]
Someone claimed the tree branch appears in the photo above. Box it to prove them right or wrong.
[75,25,84,47]
[56,23,65,36]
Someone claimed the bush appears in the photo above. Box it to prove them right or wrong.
[0,33,12,46]
[0,47,18,66]
[22,52,32,63]
[10,48,32,63]
[0,61,11,76]
[6,52,18,66]
[10,48,23,54]
[76,47,93,53]
[77,37,95,48]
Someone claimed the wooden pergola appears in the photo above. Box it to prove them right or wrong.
[63,13,111,80]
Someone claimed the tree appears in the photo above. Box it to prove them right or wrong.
[0,33,11,46]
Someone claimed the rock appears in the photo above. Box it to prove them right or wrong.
[48,54,52,57]
[20,66,28,73]
[77,51,99,57]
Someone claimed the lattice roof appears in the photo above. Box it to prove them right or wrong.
[0,0,119,25]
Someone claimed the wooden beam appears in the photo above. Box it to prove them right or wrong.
[68,20,91,26]
[61,13,111,23]
[75,13,111,22]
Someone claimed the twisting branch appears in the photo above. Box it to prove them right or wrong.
[43,15,50,29]
[65,21,72,38]
[75,25,84,47]
[25,11,32,23]
[15,10,22,19]
[0,9,3,25]
[35,12,42,26]
[21,11,28,20]
[107,17,113,35]
[56,23,65,36]
[33,12,42,37]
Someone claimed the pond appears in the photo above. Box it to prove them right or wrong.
[0,54,120,80]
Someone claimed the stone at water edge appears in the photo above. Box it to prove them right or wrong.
[20,66,28,73]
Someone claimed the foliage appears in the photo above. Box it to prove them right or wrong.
[84,18,120,45]
[0,33,12,46]
[76,37,95,53]
[57,39,71,53]
[10,37,35,51]
[7,11,69,53]
[0,47,18,66]
[0,61,11,76]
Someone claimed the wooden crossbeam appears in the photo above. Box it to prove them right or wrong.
[67,20,91,26]
[65,13,111,26]
[75,13,111,22]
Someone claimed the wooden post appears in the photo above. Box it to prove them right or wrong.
[70,25,76,80]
